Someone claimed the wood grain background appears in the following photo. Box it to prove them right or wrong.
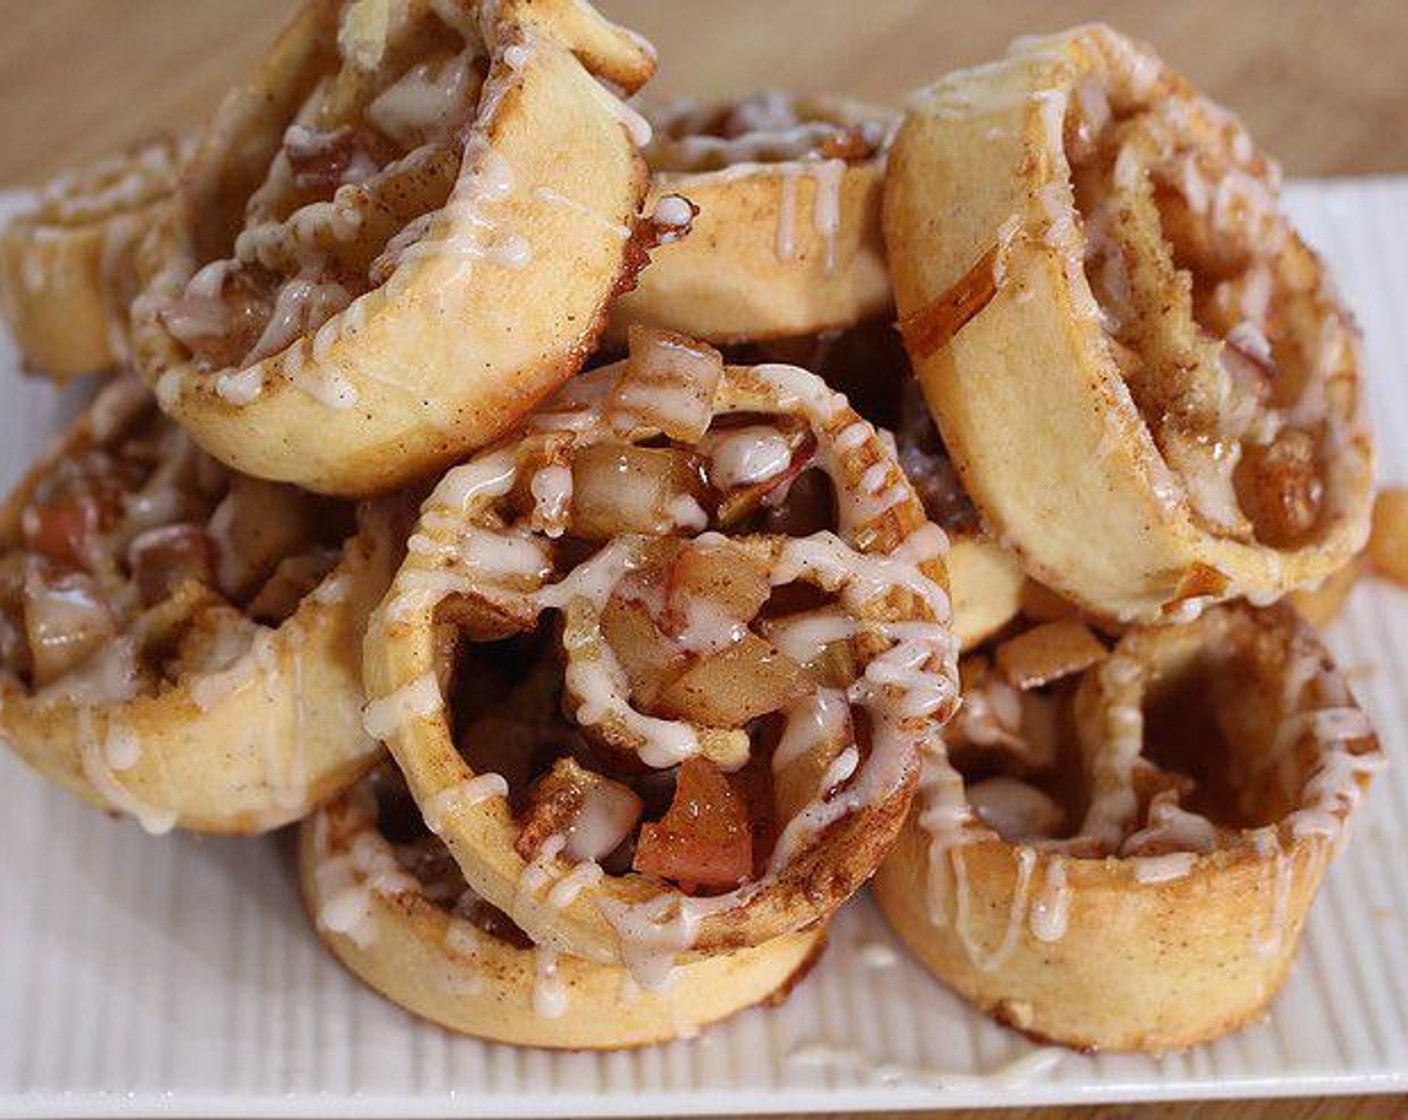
[2,1,1408,184]
[1,3,1405,1118]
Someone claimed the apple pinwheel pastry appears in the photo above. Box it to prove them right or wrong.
[302,765,824,1047]
[0,374,401,833]
[131,0,657,496]
[610,91,893,344]
[873,602,1383,1050]
[0,137,182,378]
[363,327,959,983]
[885,25,1374,623]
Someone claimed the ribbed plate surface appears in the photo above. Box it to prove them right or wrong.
[0,180,1405,1117]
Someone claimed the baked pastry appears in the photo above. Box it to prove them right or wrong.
[0,374,400,833]
[872,602,1383,1050]
[885,25,1375,623]
[363,328,959,980]
[736,323,1026,649]
[0,137,181,378]
[301,765,824,1047]
[609,92,893,344]
[130,0,657,497]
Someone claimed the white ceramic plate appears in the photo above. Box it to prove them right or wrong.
[0,180,1406,1118]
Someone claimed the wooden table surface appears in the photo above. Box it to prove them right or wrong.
[1,3,1405,1119]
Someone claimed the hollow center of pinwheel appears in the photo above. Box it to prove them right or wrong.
[1068,99,1331,549]
[161,0,493,373]
[941,614,1323,855]
[0,379,351,699]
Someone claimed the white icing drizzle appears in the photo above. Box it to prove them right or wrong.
[312,807,418,948]
[810,158,845,271]
[77,715,177,836]
[950,845,1037,972]
[775,166,799,261]
[546,861,604,910]
[1028,857,1069,942]
[786,1039,1064,1090]
[422,773,509,834]
[529,463,573,538]
[516,833,568,914]
[701,425,794,488]
[531,186,630,239]
[772,688,849,772]
[362,671,444,741]
[531,946,568,1019]
[1131,851,1197,883]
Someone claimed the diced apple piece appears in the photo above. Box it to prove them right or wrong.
[21,501,99,569]
[22,565,117,687]
[654,632,809,728]
[207,476,320,601]
[1234,427,1324,547]
[995,618,1108,691]
[713,424,817,527]
[127,524,217,606]
[771,693,855,824]
[600,590,689,708]
[610,326,724,442]
[570,444,707,539]
[661,538,771,641]
[517,757,644,863]
[1369,487,1408,587]
[633,757,752,889]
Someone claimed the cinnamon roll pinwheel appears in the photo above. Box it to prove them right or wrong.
[301,765,824,1047]
[609,92,893,344]
[873,602,1383,1051]
[0,375,401,834]
[131,0,657,497]
[0,137,181,379]
[364,329,959,982]
[885,25,1375,623]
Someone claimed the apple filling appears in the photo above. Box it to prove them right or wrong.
[0,377,352,702]
[382,328,956,917]
[157,0,495,383]
[1060,85,1353,549]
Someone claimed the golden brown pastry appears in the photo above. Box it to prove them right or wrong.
[0,137,181,378]
[301,765,824,1047]
[885,25,1375,623]
[609,92,893,343]
[873,602,1383,1050]
[0,374,400,833]
[131,0,657,497]
[363,328,959,983]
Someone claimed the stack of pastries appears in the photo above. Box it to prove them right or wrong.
[0,5,1388,1053]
